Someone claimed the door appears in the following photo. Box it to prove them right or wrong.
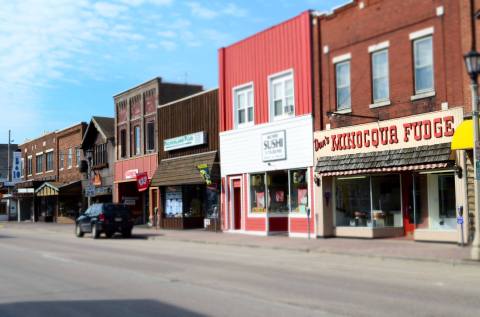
[232,179,242,230]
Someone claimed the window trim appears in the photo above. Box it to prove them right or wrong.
[335,60,352,111]
[232,82,255,129]
[268,69,295,122]
[412,35,435,96]
[371,48,390,104]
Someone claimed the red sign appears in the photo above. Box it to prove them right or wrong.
[136,172,149,192]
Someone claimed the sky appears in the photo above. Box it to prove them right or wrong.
[0,0,347,144]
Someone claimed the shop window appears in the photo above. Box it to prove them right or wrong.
[250,173,266,213]
[335,176,371,227]
[290,169,308,213]
[120,129,127,158]
[438,174,455,218]
[335,175,402,228]
[234,84,254,128]
[427,173,456,230]
[146,121,155,152]
[269,71,294,120]
[335,61,351,111]
[413,36,434,94]
[134,125,141,155]
[371,49,389,103]
[183,185,205,218]
[165,186,183,218]
[206,184,219,218]
[267,170,289,213]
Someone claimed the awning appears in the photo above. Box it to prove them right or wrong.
[316,143,454,177]
[150,151,218,187]
[35,182,61,197]
[451,119,473,150]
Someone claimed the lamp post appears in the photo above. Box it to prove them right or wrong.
[464,49,480,260]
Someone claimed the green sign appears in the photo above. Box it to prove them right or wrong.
[197,164,212,185]
[164,131,206,151]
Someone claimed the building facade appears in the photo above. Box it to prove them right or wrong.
[219,11,318,237]
[113,77,203,224]
[81,116,115,204]
[0,143,18,221]
[150,89,220,230]
[313,0,474,243]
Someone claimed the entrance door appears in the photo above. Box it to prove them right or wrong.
[232,179,242,230]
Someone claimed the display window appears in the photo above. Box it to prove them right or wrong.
[165,186,183,218]
[335,174,402,228]
[249,168,309,214]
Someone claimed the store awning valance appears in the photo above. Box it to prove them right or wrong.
[315,143,454,177]
[35,182,61,197]
[451,119,474,150]
[151,151,218,187]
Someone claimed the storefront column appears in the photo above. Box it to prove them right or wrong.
[17,200,21,222]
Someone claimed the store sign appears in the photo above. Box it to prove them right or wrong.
[164,131,206,151]
[197,164,212,185]
[136,172,149,192]
[262,130,286,162]
[11,151,22,183]
[125,169,138,179]
[85,185,96,197]
[314,108,463,157]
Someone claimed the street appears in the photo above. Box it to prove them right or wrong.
[0,225,479,317]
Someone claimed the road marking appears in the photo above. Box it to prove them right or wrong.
[41,253,74,263]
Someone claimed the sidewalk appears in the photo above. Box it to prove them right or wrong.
[2,222,475,266]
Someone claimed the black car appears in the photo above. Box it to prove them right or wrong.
[75,203,133,239]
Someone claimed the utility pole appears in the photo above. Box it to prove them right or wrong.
[7,130,11,220]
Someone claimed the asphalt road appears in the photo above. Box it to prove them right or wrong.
[0,225,479,317]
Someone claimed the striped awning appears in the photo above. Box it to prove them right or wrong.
[318,162,449,177]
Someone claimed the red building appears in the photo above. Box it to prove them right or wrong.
[313,0,476,243]
[113,77,202,223]
[219,11,319,237]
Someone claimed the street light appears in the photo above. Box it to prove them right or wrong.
[464,50,480,260]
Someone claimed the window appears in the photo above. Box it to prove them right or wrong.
[21,158,24,177]
[35,154,44,174]
[93,143,107,167]
[27,156,32,176]
[250,174,266,213]
[290,169,308,213]
[335,61,351,111]
[46,152,53,171]
[371,49,389,102]
[59,150,64,170]
[413,36,434,94]
[67,148,72,168]
[120,129,127,158]
[146,121,155,152]
[438,174,455,219]
[76,148,81,167]
[234,84,254,128]
[267,170,289,213]
[134,125,141,155]
[335,175,402,227]
[270,72,294,120]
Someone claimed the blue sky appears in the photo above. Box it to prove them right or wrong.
[0,0,347,144]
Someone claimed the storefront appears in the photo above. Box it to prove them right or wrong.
[115,170,151,224]
[314,108,467,243]
[34,181,83,223]
[220,115,315,237]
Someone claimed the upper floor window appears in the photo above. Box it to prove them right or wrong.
[371,49,389,103]
[27,156,32,176]
[46,151,54,171]
[93,143,107,167]
[234,84,254,128]
[67,148,73,168]
[21,158,24,177]
[59,150,64,170]
[134,125,141,155]
[120,129,127,159]
[146,121,155,152]
[270,71,294,120]
[35,154,43,174]
[76,148,81,167]
[335,61,351,111]
[413,36,434,94]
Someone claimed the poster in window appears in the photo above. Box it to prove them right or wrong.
[254,192,265,212]
[275,190,285,203]
[165,187,183,218]
[298,188,308,213]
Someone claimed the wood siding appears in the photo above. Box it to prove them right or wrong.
[158,89,219,161]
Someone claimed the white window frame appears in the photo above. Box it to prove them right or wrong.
[76,148,81,167]
[335,60,351,112]
[371,48,390,104]
[412,35,434,96]
[268,69,295,122]
[232,82,254,129]
[67,148,73,169]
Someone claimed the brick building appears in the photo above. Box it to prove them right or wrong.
[114,77,203,223]
[313,0,476,243]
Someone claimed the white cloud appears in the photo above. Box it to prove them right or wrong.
[158,30,177,38]
[93,2,127,18]
[223,3,248,17]
[186,2,248,20]
[187,2,218,19]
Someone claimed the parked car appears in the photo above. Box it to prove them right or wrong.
[75,203,133,239]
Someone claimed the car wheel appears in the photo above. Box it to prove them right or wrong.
[92,223,100,239]
[75,224,84,238]
[122,229,132,238]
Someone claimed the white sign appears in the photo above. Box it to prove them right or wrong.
[314,108,464,158]
[125,169,138,179]
[164,131,206,151]
[11,151,22,183]
[262,130,286,162]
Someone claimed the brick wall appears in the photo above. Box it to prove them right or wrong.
[20,132,57,181]
[57,123,87,183]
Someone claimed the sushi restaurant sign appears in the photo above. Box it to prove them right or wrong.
[164,131,206,151]
[314,108,463,157]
